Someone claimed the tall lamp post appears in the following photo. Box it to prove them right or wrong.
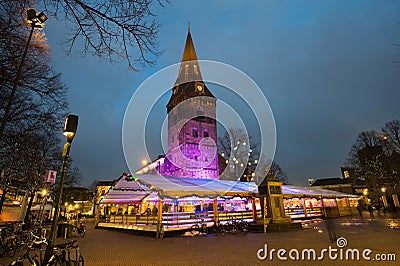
[0,9,48,143]
[44,115,78,263]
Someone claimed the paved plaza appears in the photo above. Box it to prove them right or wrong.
[2,212,399,266]
[75,212,400,266]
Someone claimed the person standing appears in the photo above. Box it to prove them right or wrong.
[367,204,374,219]
[324,207,337,243]
[357,204,363,218]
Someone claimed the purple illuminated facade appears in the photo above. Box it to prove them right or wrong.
[143,28,219,179]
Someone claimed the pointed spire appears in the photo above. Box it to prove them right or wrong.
[174,27,203,85]
[181,28,198,62]
[167,27,215,113]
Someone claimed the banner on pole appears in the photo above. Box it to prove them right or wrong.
[45,170,57,184]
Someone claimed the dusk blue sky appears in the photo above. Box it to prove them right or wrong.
[42,1,400,187]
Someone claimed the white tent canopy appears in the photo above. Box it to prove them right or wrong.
[100,174,357,204]
[134,174,258,198]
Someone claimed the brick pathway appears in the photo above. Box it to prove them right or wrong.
[2,213,399,266]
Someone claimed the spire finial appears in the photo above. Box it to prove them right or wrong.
[187,21,191,33]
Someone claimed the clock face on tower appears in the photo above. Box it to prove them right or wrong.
[196,85,203,92]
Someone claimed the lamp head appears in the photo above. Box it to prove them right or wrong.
[63,114,78,143]
[37,12,48,23]
[27,9,37,21]
[26,9,47,28]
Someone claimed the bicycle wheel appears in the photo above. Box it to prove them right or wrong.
[78,228,85,238]
[0,245,6,258]
[232,224,238,235]
[220,226,226,237]
[227,224,238,235]
[241,221,249,235]
[52,256,66,266]
[190,224,200,236]
[28,257,40,266]
[201,224,208,235]
[158,225,164,240]
[211,224,218,235]
[46,253,61,266]
[8,257,40,266]
[6,237,17,258]
[78,255,84,266]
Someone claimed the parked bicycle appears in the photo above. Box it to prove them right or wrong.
[8,228,48,266]
[211,221,225,237]
[72,221,86,237]
[190,218,208,236]
[8,243,41,266]
[0,224,17,258]
[222,219,238,235]
[232,219,249,235]
[46,239,84,266]
[10,235,84,265]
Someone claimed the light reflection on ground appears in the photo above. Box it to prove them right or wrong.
[297,213,400,232]
[387,219,400,229]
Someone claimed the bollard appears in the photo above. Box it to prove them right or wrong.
[64,227,68,239]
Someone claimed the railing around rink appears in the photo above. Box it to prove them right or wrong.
[104,210,258,229]
[105,213,158,225]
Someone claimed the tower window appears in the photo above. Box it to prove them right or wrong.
[203,130,209,137]
[192,128,198,138]
[185,64,189,80]
[194,65,198,75]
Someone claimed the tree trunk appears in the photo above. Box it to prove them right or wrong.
[24,191,35,224]
[0,189,7,213]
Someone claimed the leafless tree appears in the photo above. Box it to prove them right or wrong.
[9,0,165,71]
[218,128,257,181]
[265,160,288,184]
[345,125,400,205]
[218,127,287,183]
[0,2,82,214]
[382,119,400,153]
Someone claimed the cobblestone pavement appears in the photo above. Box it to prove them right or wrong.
[2,212,399,266]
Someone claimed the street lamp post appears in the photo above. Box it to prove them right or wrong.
[43,115,78,264]
[0,9,47,143]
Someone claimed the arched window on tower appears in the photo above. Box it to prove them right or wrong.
[192,128,198,138]
[203,130,209,138]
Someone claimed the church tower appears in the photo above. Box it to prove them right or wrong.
[163,27,219,179]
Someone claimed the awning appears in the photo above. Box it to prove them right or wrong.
[134,174,258,198]
[100,174,152,204]
[282,185,358,198]
[100,190,150,204]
